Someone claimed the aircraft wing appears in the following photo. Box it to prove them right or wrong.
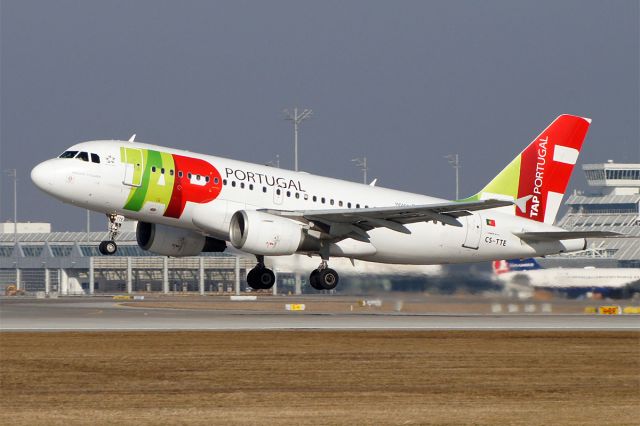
[513,231,625,241]
[260,199,513,240]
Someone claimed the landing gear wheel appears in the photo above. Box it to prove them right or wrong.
[308,269,324,290]
[247,268,258,287]
[317,268,339,290]
[247,267,275,290]
[257,268,275,289]
[99,240,117,255]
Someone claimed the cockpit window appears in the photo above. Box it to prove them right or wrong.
[76,152,89,162]
[59,151,78,159]
[91,153,100,163]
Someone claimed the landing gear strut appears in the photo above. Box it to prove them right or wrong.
[246,255,276,290]
[99,213,124,255]
[309,259,339,291]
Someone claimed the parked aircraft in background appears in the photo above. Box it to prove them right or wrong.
[493,258,640,298]
[32,114,618,291]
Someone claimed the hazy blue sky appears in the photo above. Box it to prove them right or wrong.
[1,0,638,231]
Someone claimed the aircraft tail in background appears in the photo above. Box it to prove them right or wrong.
[492,258,542,275]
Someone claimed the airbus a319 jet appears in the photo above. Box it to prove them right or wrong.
[31,114,617,291]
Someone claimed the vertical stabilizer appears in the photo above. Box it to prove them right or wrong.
[466,115,591,224]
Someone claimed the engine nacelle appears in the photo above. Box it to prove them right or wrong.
[229,210,305,256]
[137,222,226,257]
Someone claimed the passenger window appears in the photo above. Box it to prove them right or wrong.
[313,196,317,202]
[232,181,236,187]
[213,177,219,184]
[188,172,192,179]
[347,202,352,208]
[295,193,300,199]
[178,171,183,178]
[249,184,254,190]
[240,182,245,189]
[338,201,343,207]
[90,153,100,163]
[76,152,89,162]
[286,191,291,197]
[170,170,174,176]
[59,151,78,159]
[196,174,201,181]
[304,194,308,200]
[161,168,165,174]
[356,204,360,208]
[152,166,157,173]
[276,189,281,195]
[223,179,227,185]
[262,186,267,193]
[330,199,334,205]
[321,197,325,204]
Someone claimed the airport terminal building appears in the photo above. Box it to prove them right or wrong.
[0,222,258,295]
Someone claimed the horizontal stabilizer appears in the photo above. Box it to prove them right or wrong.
[514,230,624,241]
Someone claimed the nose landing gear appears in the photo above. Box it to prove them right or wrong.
[98,213,124,255]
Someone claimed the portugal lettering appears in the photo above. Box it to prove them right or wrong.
[529,136,548,217]
[225,168,305,192]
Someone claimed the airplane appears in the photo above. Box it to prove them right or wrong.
[31,114,619,291]
[493,258,640,298]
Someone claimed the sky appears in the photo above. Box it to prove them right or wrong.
[1,0,638,231]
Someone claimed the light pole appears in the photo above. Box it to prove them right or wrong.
[351,157,368,184]
[284,107,312,172]
[4,169,17,243]
[444,154,460,200]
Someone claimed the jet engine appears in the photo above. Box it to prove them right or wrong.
[229,210,305,256]
[137,222,226,257]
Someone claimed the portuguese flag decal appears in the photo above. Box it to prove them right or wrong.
[486,218,496,227]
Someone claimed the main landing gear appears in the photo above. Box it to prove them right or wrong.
[308,260,339,291]
[98,213,124,255]
[246,255,276,290]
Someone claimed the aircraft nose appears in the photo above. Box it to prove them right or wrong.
[31,161,54,191]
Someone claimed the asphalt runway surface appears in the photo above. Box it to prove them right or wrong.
[1,297,638,330]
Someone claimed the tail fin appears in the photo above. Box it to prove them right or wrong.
[466,114,591,224]
[493,258,542,274]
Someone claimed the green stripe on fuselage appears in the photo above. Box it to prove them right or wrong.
[144,151,175,212]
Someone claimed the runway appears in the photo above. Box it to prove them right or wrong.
[1,298,638,330]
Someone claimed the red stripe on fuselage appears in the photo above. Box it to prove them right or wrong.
[164,154,223,218]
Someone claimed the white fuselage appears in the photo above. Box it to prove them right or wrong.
[32,140,586,264]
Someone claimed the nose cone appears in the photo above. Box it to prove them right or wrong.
[31,161,53,191]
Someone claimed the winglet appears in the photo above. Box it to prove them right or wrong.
[128,134,136,142]
[369,178,377,187]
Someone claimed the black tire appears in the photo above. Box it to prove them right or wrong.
[318,268,339,290]
[308,269,324,290]
[99,240,117,255]
[257,268,276,289]
[247,268,261,290]
[247,267,275,290]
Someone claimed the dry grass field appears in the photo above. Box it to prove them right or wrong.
[1,331,639,425]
